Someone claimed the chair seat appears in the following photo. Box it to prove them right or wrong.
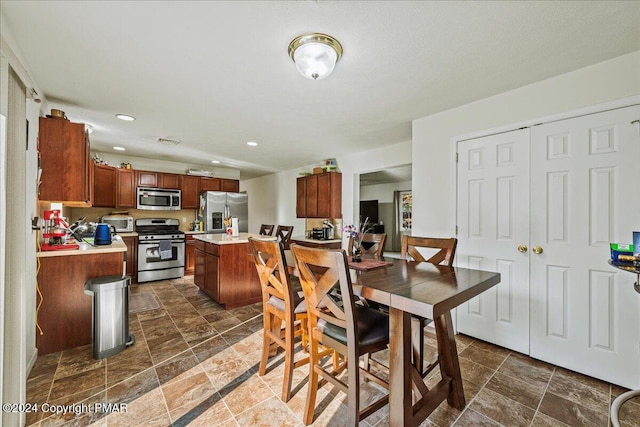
[318,306,389,347]
[268,293,306,314]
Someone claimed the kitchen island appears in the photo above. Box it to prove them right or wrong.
[36,237,127,355]
[194,233,275,309]
[291,236,342,249]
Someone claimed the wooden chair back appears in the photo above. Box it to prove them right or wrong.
[259,224,275,236]
[401,235,457,266]
[276,225,294,250]
[348,233,386,257]
[249,237,293,306]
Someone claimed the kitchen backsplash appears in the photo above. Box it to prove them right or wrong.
[68,207,199,231]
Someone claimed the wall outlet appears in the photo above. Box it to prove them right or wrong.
[182,217,187,223]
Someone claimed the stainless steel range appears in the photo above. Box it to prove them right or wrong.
[136,218,185,283]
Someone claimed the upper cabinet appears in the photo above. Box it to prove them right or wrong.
[38,117,93,206]
[159,173,181,189]
[200,177,220,192]
[296,172,342,218]
[136,171,181,189]
[116,168,136,208]
[93,164,117,207]
[137,171,157,188]
[221,178,239,193]
[181,175,200,209]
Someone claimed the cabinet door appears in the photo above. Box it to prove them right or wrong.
[137,171,157,188]
[159,173,181,189]
[116,168,136,208]
[185,237,195,275]
[205,252,219,300]
[296,177,306,218]
[38,118,92,206]
[221,179,239,192]
[93,164,116,207]
[122,236,137,283]
[181,175,200,209]
[194,248,205,290]
[305,175,318,218]
[317,173,332,218]
[200,177,221,191]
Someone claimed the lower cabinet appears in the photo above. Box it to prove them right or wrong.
[121,235,137,283]
[193,239,261,309]
[185,234,197,275]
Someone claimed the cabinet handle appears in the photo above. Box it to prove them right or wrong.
[532,246,544,254]
[517,244,528,253]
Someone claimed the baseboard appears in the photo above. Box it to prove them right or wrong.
[26,347,38,376]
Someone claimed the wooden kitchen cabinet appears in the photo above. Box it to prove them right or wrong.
[296,172,342,218]
[121,235,137,283]
[221,178,239,192]
[93,164,117,207]
[159,173,181,189]
[184,234,198,275]
[116,168,136,208]
[38,117,93,206]
[137,170,157,188]
[181,175,200,209]
[200,177,221,192]
[194,240,206,290]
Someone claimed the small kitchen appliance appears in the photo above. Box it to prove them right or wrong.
[137,187,181,210]
[101,215,134,232]
[94,224,114,245]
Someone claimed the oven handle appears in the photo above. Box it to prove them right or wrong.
[138,240,185,245]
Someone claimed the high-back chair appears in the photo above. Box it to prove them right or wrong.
[249,237,309,402]
[348,232,386,258]
[401,235,458,377]
[275,225,294,250]
[259,224,275,236]
[290,243,389,426]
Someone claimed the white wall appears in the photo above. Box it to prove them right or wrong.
[360,180,411,204]
[412,51,640,237]
[242,140,412,241]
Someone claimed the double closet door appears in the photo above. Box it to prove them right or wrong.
[456,105,640,389]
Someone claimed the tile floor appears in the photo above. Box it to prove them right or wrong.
[26,277,639,426]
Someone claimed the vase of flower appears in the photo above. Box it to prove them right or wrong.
[343,217,372,263]
[352,247,362,262]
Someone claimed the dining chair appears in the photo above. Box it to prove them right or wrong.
[275,225,294,250]
[290,243,389,426]
[348,232,386,258]
[249,237,310,402]
[259,224,275,236]
[401,235,458,377]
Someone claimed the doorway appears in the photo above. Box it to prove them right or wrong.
[358,164,412,255]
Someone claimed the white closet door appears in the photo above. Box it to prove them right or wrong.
[530,105,640,389]
[456,128,531,353]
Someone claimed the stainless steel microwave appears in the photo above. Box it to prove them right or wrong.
[137,187,181,210]
[100,215,134,232]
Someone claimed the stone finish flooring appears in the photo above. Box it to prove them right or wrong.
[26,277,639,426]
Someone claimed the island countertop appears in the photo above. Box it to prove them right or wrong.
[36,236,128,258]
[194,233,276,245]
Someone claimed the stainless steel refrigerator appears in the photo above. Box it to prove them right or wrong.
[198,191,248,234]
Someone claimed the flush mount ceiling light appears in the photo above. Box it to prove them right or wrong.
[211,160,220,164]
[247,141,258,147]
[113,146,126,151]
[116,114,136,121]
[288,33,343,80]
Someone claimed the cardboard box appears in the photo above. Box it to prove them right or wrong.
[313,167,323,174]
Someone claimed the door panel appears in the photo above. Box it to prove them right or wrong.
[530,105,640,389]
[456,128,530,353]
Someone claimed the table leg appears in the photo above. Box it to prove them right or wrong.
[434,311,465,409]
[389,306,412,426]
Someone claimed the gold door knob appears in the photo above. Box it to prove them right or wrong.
[517,245,528,253]
[532,246,543,254]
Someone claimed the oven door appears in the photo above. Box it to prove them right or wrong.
[137,238,185,282]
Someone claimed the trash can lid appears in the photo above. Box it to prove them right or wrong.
[84,275,131,293]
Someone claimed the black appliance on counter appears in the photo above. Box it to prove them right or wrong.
[135,218,185,283]
[312,227,331,240]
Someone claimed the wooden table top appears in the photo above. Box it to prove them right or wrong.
[352,258,501,318]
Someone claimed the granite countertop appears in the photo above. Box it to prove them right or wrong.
[291,236,343,244]
[183,230,205,235]
[194,233,277,245]
[117,232,138,237]
[37,236,128,258]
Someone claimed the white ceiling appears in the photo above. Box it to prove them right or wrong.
[2,1,639,179]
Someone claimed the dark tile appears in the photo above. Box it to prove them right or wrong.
[553,366,610,395]
[497,353,553,388]
[154,350,200,385]
[485,372,545,409]
[192,335,229,364]
[228,305,261,322]
[221,324,255,346]
[469,388,535,427]
[469,338,511,357]
[530,412,571,426]
[41,390,107,427]
[459,345,508,370]
[453,408,502,426]
[106,350,153,387]
[458,357,494,387]
[538,391,608,426]
[146,333,190,365]
[135,307,170,321]
[48,366,105,402]
[54,345,105,380]
[547,369,610,413]
[106,368,159,405]
[617,392,640,427]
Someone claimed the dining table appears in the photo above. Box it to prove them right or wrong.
[349,257,501,426]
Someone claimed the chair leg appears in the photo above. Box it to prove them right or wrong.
[282,315,296,402]
[303,338,320,425]
[346,349,360,426]
[259,312,274,376]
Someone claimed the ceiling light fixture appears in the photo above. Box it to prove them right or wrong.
[85,124,93,134]
[116,114,136,121]
[288,33,343,80]
[211,160,220,164]
[247,141,258,147]
[113,146,126,151]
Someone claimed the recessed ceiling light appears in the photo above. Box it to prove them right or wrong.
[116,114,136,121]
[247,141,258,147]
[211,160,220,164]
[113,146,126,151]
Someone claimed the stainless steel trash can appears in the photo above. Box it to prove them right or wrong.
[84,275,135,359]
